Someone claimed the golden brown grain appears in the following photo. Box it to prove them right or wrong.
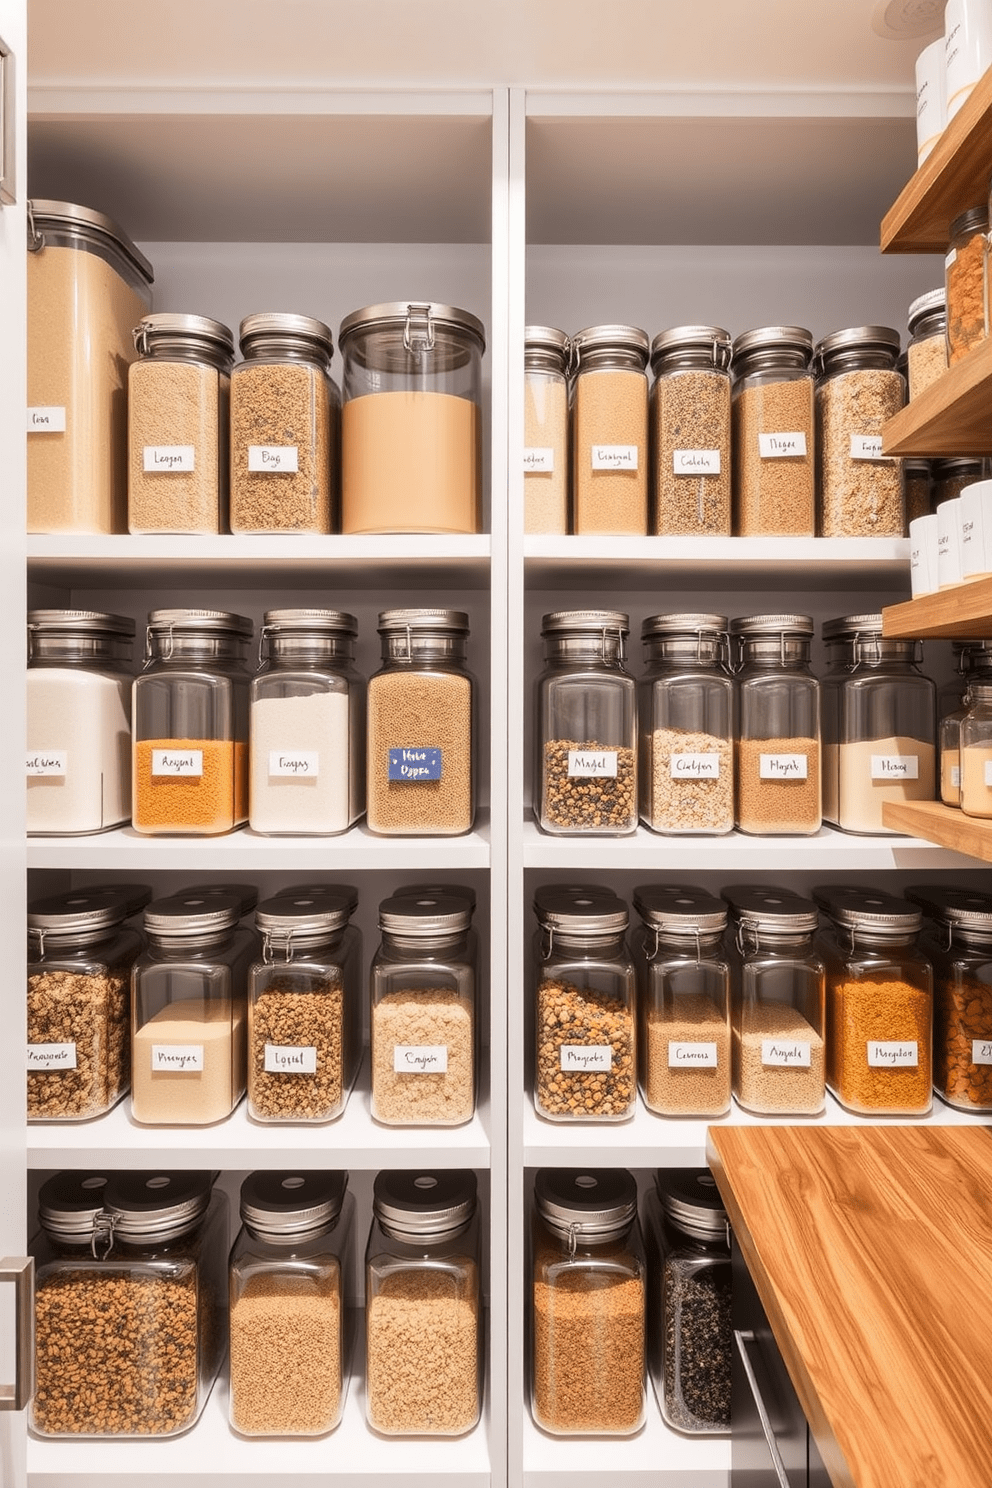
[651,369,731,534]
[735,736,821,834]
[371,987,474,1124]
[573,369,648,535]
[934,972,992,1109]
[27,963,131,1120]
[732,379,815,535]
[133,738,248,835]
[366,670,473,835]
[230,361,332,532]
[128,359,228,533]
[733,1001,825,1114]
[827,974,932,1113]
[229,1272,342,1436]
[366,1268,479,1434]
[535,976,635,1119]
[816,369,905,537]
[643,992,731,1115]
[248,977,345,1121]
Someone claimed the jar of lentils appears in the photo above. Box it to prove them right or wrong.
[571,324,649,535]
[906,289,947,399]
[650,325,732,535]
[908,884,992,1112]
[524,325,570,534]
[731,326,815,536]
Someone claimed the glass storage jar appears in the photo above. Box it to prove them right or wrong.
[27,199,154,534]
[940,641,992,805]
[229,312,337,533]
[638,612,734,835]
[229,1170,354,1436]
[131,892,255,1125]
[531,1167,646,1436]
[903,458,932,528]
[365,1169,481,1436]
[814,885,933,1115]
[27,888,141,1121]
[524,325,570,534]
[908,884,992,1110]
[650,325,732,535]
[643,1168,732,1436]
[960,678,992,816]
[339,300,484,534]
[247,890,362,1124]
[571,324,649,535]
[814,326,905,537]
[631,884,731,1117]
[945,205,989,364]
[366,608,475,835]
[906,289,947,399]
[536,609,637,836]
[30,1169,227,1438]
[370,894,476,1126]
[128,313,234,534]
[132,608,252,836]
[724,885,826,1115]
[533,886,636,1122]
[932,455,987,506]
[249,608,365,835]
[27,609,135,835]
[730,614,821,835]
[730,326,815,536]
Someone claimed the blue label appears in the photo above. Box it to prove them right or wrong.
[388,747,442,781]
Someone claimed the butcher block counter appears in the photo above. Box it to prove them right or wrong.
[706,1124,992,1488]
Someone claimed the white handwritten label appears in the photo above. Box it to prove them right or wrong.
[151,1044,204,1072]
[26,750,67,776]
[592,444,638,471]
[393,1045,448,1074]
[560,1044,613,1071]
[986,761,992,787]
[972,1040,992,1065]
[269,750,320,778]
[850,434,889,462]
[151,749,203,777]
[264,1043,318,1074]
[668,1041,718,1068]
[524,447,555,473]
[27,406,66,432]
[871,754,920,780]
[945,247,957,270]
[761,1040,811,1068]
[248,444,299,473]
[867,1041,918,1068]
[759,753,808,780]
[951,763,961,788]
[567,749,618,778]
[27,1043,77,1070]
[673,448,721,476]
[670,752,720,780]
[758,431,807,459]
[143,444,195,472]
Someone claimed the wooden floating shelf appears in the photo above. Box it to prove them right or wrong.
[881,800,992,863]
[881,575,992,638]
[881,338,992,457]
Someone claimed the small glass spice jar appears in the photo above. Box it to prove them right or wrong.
[643,1168,732,1436]
[131,892,255,1125]
[960,678,992,816]
[907,884,992,1111]
[27,609,135,835]
[366,608,476,836]
[940,642,992,805]
[132,608,252,836]
[533,886,636,1122]
[730,614,821,836]
[128,313,234,534]
[906,289,947,400]
[531,1168,646,1437]
[524,325,570,534]
[903,458,932,528]
[30,1169,227,1438]
[731,326,815,536]
[814,326,905,537]
[536,609,637,836]
[571,324,649,535]
[249,608,365,836]
[230,312,338,533]
[631,884,731,1117]
[723,885,826,1115]
[370,894,476,1127]
[340,300,485,534]
[247,890,362,1124]
[650,325,732,535]
[229,1170,355,1437]
[638,612,734,835]
[945,205,989,364]
[365,1169,482,1436]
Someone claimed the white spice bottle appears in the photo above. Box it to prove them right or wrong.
[572,324,649,535]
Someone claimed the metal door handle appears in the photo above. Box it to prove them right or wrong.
[734,1327,792,1488]
[0,1258,33,1411]
[0,36,15,206]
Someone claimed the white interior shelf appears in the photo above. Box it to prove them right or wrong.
[521,1404,730,1487]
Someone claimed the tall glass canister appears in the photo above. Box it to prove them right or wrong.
[814,326,905,537]
[731,326,815,535]
[572,324,649,535]
[908,884,992,1112]
[650,325,732,535]
[960,678,992,816]
[906,288,947,399]
[524,325,570,534]
[731,614,821,835]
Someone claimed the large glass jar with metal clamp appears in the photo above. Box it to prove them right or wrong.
[249,609,365,835]
[536,610,637,835]
[723,885,826,1115]
[339,300,485,534]
[531,1167,646,1436]
[814,326,905,537]
[30,1169,228,1438]
[524,325,570,534]
[132,608,252,836]
[939,641,992,806]
[638,612,734,835]
[650,325,733,535]
[908,884,992,1111]
[572,324,650,535]
[960,679,992,818]
[631,884,731,1117]
[731,614,821,835]
[731,326,815,536]
[247,889,362,1124]
[229,1170,355,1436]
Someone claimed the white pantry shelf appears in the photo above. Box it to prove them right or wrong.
[521,1399,730,1486]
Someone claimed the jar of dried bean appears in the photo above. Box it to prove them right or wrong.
[945,205,989,365]
[365,1169,482,1435]
[371,894,476,1126]
[27,889,141,1121]
[638,612,734,835]
[128,314,234,534]
[730,326,815,536]
[904,458,932,528]
[643,1168,731,1435]
[631,884,731,1117]
[531,1167,646,1436]
[907,884,992,1111]
[248,890,362,1124]
[572,324,649,535]
[814,326,905,537]
[131,892,256,1125]
[650,325,732,535]
[30,1168,227,1438]
[906,289,947,400]
[524,325,570,534]
[340,300,485,534]
[366,608,476,836]
[723,885,826,1115]
[229,1170,355,1436]
[132,608,252,836]
[960,679,992,817]
[230,312,338,533]
[533,885,636,1122]
[536,609,637,835]
[730,614,821,835]
[27,608,135,835]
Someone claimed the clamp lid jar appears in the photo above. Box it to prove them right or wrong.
[908,884,992,1111]
[946,204,989,365]
[730,614,821,837]
[524,325,570,536]
[731,326,815,537]
[572,324,649,537]
[907,288,947,399]
[814,326,905,537]
[650,326,732,536]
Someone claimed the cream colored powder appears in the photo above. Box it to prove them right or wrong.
[961,745,992,817]
[837,736,936,833]
[341,391,481,533]
[524,371,568,534]
[573,368,648,535]
[131,997,245,1125]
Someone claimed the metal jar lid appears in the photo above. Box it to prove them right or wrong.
[533,883,620,919]
[262,608,358,636]
[339,301,486,352]
[377,608,469,635]
[905,885,992,934]
[632,884,727,935]
[535,1168,637,1243]
[143,892,243,939]
[572,324,649,366]
[147,608,253,639]
[86,882,154,917]
[239,312,334,358]
[101,1171,213,1244]
[535,887,628,935]
[907,288,946,334]
[656,1168,729,1242]
[256,890,355,939]
[525,326,570,372]
[240,1170,347,1242]
[812,884,922,936]
[814,324,901,362]
[393,883,477,915]
[27,199,154,284]
[932,456,985,482]
[179,882,258,918]
[650,325,732,372]
[372,1169,477,1243]
[37,1172,112,1241]
[822,612,883,641]
[641,613,727,641]
[541,609,629,637]
[730,613,814,638]
[28,609,136,639]
[270,882,359,915]
[731,325,813,362]
[722,885,819,935]
[950,204,988,240]
[28,889,130,939]
[378,894,473,936]
[133,313,235,363]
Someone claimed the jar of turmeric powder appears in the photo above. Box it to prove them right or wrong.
[906,884,992,1112]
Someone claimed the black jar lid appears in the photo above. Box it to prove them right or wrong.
[28,889,130,938]
[373,1170,477,1242]
[180,882,259,918]
[240,1170,347,1240]
[905,884,992,934]
[37,1171,112,1240]
[655,1168,729,1240]
[102,1171,213,1243]
[535,1168,637,1242]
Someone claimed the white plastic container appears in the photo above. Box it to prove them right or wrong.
[916,37,946,164]
[960,479,992,579]
[945,0,992,120]
[937,497,964,588]
[909,514,940,597]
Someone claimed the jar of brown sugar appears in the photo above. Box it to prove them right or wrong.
[814,326,905,537]
[731,326,815,536]
[945,205,989,364]
[650,325,732,535]
[906,289,947,399]
[524,325,570,534]
[572,324,649,535]
[731,613,821,836]
[908,883,992,1112]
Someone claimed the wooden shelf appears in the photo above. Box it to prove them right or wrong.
[880,800,992,862]
[881,65,992,253]
[881,338,992,457]
[881,575,992,638]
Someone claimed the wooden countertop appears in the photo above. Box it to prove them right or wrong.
[706,1125,992,1488]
